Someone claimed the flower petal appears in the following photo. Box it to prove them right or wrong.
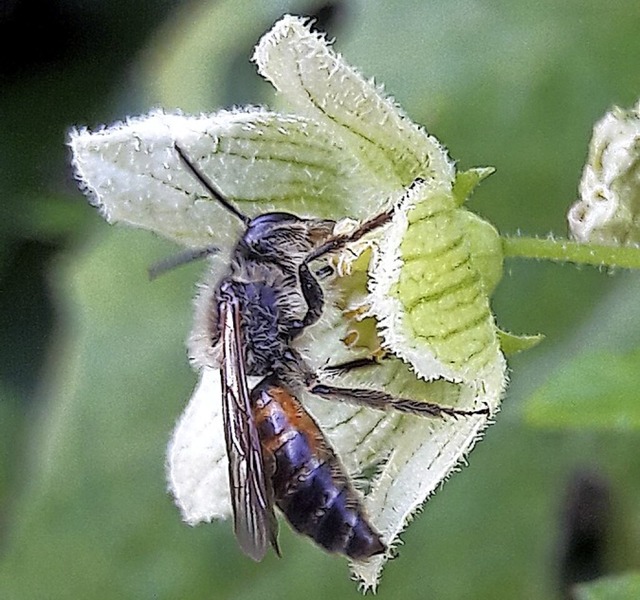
[69,107,375,249]
[166,367,231,524]
[369,179,504,384]
[253,15,454,200]
[568,100,640,245]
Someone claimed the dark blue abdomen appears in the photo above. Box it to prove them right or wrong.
[251,379,385,560]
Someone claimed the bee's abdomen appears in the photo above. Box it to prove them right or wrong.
[252,380,385,561]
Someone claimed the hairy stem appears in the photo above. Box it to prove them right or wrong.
[502,236,640,270]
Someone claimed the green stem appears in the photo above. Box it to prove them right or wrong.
[502,236,640,269]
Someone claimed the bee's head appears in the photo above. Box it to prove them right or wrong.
[241,212,335,261]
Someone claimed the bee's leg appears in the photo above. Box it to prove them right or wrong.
[303,207,395,266]
[305,178,429,267]
[283,351,486,420]
[296,262,325,330]
[308,382,489,419]
[322,356,386,374]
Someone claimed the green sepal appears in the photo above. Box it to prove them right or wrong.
[453,166,495,206]
[497,329,544,355]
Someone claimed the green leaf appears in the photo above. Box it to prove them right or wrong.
[525,348,640,430]
[574,572,640,600]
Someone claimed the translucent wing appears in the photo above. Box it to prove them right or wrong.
[219,295,279,560]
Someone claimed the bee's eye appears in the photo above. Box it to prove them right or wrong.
[249,212,299,227]
[243,213,301,254]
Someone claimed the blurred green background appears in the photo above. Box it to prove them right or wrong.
[2,1,640,598]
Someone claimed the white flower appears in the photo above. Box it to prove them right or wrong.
[70,15,508,590]
[568,100,640,246]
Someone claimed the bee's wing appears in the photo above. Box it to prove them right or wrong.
[219,296,279,561]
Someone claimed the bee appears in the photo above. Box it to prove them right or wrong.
[174,143,489,562]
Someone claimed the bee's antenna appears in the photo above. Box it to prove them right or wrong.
[148,245,219,280]
[174,142,250,225]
